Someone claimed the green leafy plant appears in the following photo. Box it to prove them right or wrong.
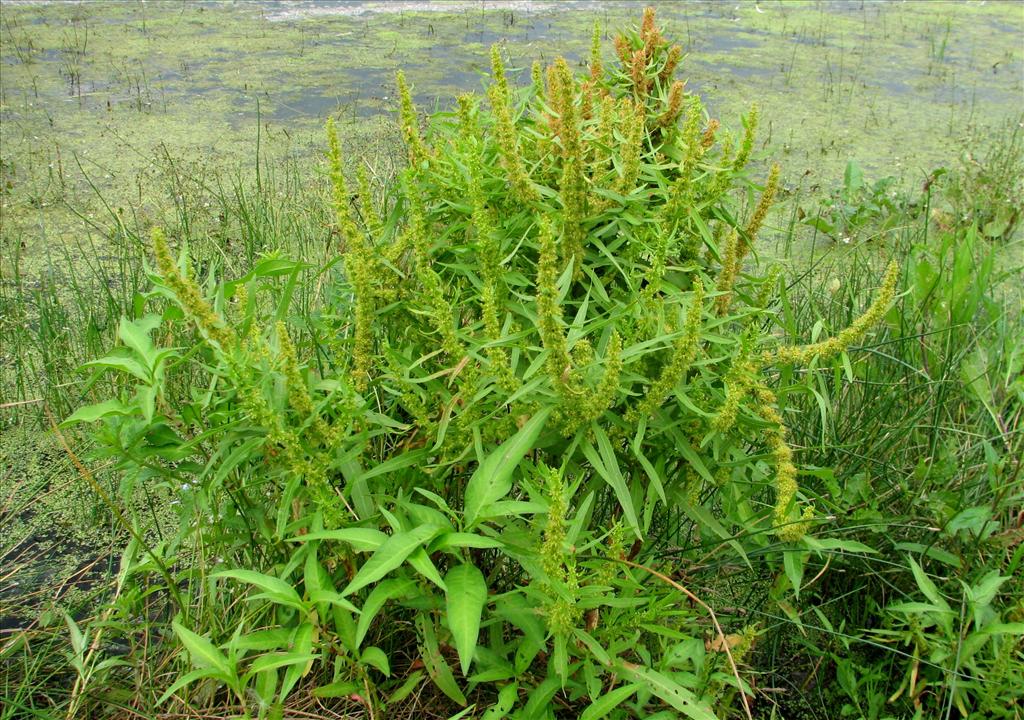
[62,8,905,718]
[935,114,1024,242]
[872,557,1023,719]
[801,160,906,243]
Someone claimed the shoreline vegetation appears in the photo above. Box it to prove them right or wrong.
[2,3,1022,719]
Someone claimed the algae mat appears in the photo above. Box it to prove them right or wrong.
[1,0,1021,258]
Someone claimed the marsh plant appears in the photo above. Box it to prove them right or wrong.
[64,9,908,719]
[937,114,1024,243]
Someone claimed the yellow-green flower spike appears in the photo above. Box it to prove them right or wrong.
[659,44,682,82]
[536,216,572,389]
[734,103,759,171]
[629,278,704,420]
[711,358,758,433]
[766,261,899,366]
[589,21,603,81]
[657,80,685,127]
[663,95,706,224]
[715,163,780,314]
[531,60,543,94]
[152,228,235,351]
[617,100,645,195]
[406,176,463,361]
[745,162,781,242]
[327,119,376,391]
[356,162,382,240]
[753,384,811,542]
[396,70,429,170]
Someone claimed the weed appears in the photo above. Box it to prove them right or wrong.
[55,9,910,719]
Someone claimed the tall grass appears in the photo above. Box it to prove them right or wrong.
[755,189,1023,718]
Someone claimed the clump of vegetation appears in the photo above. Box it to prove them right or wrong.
[55,9,913,719]
[935,113,1024,242]
[2,6,1019,720]
[766,209,1023,719]
[801,160,908,244]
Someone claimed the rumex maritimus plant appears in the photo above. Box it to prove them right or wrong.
[63,8,902,718]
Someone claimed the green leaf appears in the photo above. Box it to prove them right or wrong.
[976,622,1024,636]
[481,682,519,720]
[803,215,835,235]
[573,629,610,666]
[228,629,292,652]
[286,528,387,552]
[946,506,997,538]
[619,664,718,720]
[418,615,467,706]
[387,670,425,705]
[408,547,447,591]
[580,682,642,720]
[463,407,552,527]
[784,551,806,599]
[355,449,429,484]
[583,426,640,537]
[667,428,715,485]
[356,578,416,648]
[82,351,150,382]
[430,532,505,552]
[888,601,955,615]
[61,399,134,426]
[804,537,878,555]
[212,569,304,612]
[64,614,85,657]
[253,666,278,705]
[172,620,231,678]
[281,622,313,699]
[244,652,319,680]
[630,441,666,505]
[552,632,568,683]
[522,676,561,718]
[342,525,443,597]
[118,315,161,369]
[844,160,863,195]
[965,570,1009,609]
[893,542,959,568]
[247,255,307,279]
[361,646,391,676]
[156,667,222,705]
[208,437,264,493]
[274,264,303,323]
[307,590,361,614]
[907,556,949,611]
[445,563,487,675]
[313,680,361,698]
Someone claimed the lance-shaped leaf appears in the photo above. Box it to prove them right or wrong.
[341,525,444,597]
[464,406,552,527]
[444,563,487,675]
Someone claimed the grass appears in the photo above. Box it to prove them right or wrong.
[760,198,1023,718]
